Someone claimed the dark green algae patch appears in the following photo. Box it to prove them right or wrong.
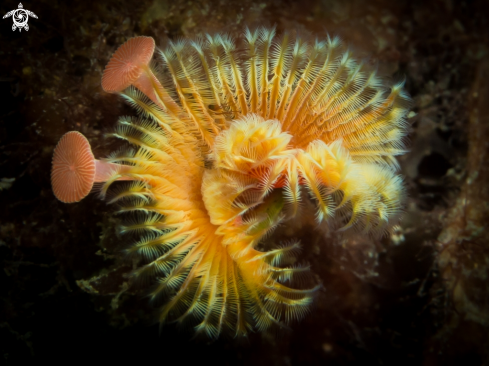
[1,0,489,364]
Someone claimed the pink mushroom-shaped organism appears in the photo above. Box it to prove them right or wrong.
[101,36,178,114]
[51,131,131,203]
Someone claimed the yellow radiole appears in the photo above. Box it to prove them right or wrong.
[51,28,410,338]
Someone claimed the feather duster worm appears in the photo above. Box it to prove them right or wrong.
[52,28,410,338]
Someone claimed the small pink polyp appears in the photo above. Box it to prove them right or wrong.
[101,36,177,112]
[51,131,132,203]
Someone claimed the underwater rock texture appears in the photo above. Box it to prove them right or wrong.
[0,0,488,364]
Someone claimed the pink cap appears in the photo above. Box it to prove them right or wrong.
[51,131,95,203]
[102,36,156,93]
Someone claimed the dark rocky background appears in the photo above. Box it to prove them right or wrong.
[1,0,488,364]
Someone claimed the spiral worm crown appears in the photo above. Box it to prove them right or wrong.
[98,28,410,338]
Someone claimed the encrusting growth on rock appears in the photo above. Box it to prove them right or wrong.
[51,28,411,338]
